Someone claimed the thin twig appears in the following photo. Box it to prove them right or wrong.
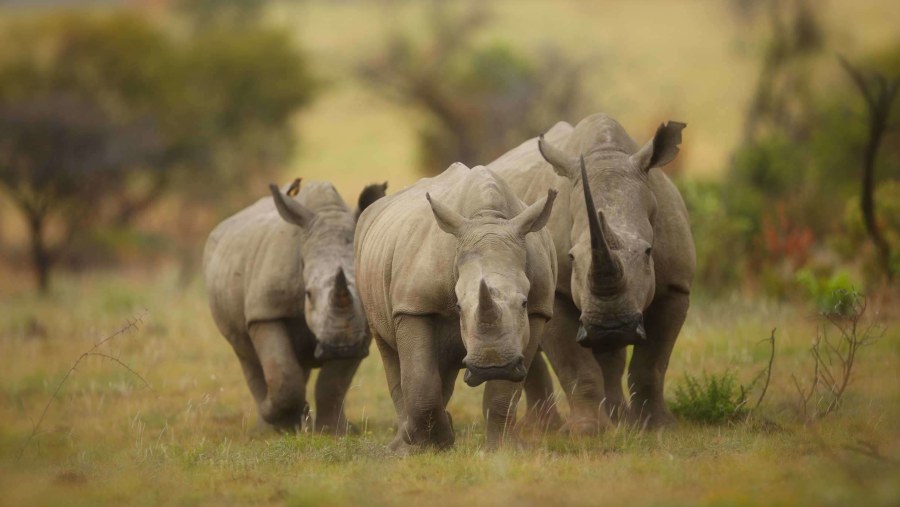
[754,328,776,410]
[842,440,898,465]
[16,309,149,461]
[86,353,153,391]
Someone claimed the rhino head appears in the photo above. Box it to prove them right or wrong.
[539,120,685,353]
[269,180,388,361]
[426,186,557,387]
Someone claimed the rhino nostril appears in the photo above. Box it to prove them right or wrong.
[575,325,588,344]
[635,322,646,340]
[512,357,527,376]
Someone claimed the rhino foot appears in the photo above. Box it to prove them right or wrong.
[560,417,606,437]
[627,403,677,430]
[315,419,358,436]
[387,410,455,455]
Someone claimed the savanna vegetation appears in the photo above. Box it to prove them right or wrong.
[1,0,898,506]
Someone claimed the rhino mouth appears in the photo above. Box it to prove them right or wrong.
[463,356,527,387]
[576,317,646,353]
[314,340,369,361]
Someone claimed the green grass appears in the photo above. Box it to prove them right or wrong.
[0,269,898,506]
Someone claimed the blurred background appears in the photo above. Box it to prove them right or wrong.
[0,0,898,302]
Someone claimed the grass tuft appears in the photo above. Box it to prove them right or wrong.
[671,370,749,424]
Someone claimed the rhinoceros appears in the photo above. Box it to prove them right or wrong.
[354,164,557,451]
[203,178,387,432]
[488,113,695,429]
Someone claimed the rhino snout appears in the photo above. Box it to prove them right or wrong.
[314,339,369,361]
[576,313,646,353]
[462,355,526,387]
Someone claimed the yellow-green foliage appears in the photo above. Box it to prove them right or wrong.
[0,271,898,506]
[670,370,749,424]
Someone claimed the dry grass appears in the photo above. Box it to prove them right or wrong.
[0,269,897,506]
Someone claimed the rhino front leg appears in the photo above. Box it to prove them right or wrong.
[393,315,454,452]
[483,316,544,449]
[248,319,309,431]
[541,295,611,435]
[314,357,362,434]
[522,352,563,431]
[593,347,628,422]
[628,291,689,429]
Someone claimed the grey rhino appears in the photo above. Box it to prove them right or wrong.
[354,164,557,451]
[489,113,695,429]
[203,178,387,432]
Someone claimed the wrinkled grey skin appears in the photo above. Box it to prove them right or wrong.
[355,164,557,452]
[203,179,387,433]
[489,113,695,430]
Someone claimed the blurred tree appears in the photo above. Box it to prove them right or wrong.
[701,0,900,293]
[0,10,316,292]
[732,0,823,144]
[358,1,591,174]
[838,56,899,280]
[178,0,269,28]
[0,95,159,292]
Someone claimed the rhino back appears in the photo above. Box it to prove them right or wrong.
[355,166,468,340]
[488,121,574,296]
[204,197,305,338]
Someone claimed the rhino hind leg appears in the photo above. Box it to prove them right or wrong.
[248,319,309,431]
[391,315,454,453]
[375,334,406,424]
[229,332,268,404]
[627,291,689,430]
[540,295,612,435]
[521,352,564,432]
[593,347,628,422]
[314,357,362,435]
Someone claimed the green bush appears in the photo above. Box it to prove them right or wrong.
[794,268,859,315]
[670,370,749,424]
[676,178,753,290]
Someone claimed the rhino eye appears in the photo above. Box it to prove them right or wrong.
[521,299,528,308]
[454,303,461,313]
[567,252,575,261]
[644,247,653,257]
[305,290,313,301]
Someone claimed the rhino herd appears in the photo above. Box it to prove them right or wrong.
[203,113,696,451]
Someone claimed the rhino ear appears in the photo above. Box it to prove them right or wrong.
[630,121,686,172]
[270,183,316,228]
[426,192,468,237]
[538,134,579,180]
[511,188,557,235]
[356,181,388,220]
